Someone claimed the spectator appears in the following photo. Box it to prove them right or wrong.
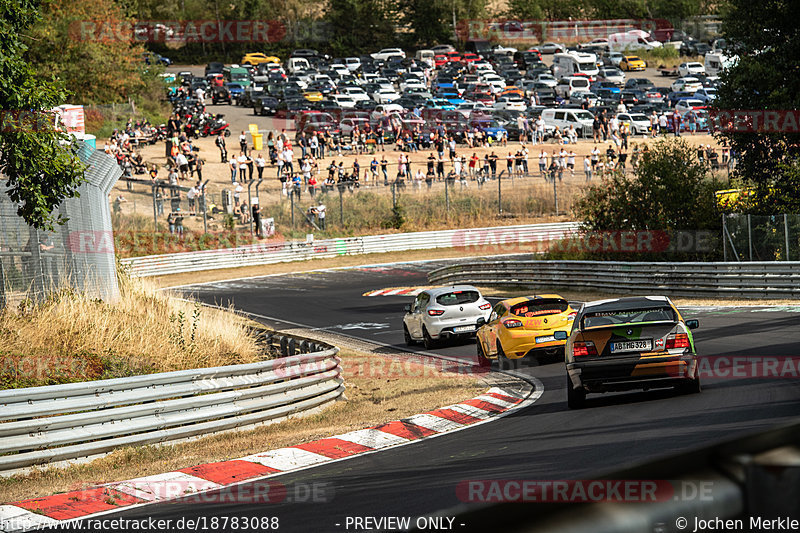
[187,184,198,212]
[215,134,227,162]
[256,153,266,180]
[583,157,592,181]
[237,152,248,182]
[252,203,263,237]
[239,131,248,156]
[229,157,238,182]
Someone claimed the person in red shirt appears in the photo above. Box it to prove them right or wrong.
[469,153,478,180]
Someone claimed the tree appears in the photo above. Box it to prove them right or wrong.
[714,0,800,210]
[0,0,86,230]
[25,0,152,103]
[401,0,489,47]
[571,139,722,260]
[325,0,397,56]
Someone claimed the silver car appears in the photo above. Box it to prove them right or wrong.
[403,286,492,349]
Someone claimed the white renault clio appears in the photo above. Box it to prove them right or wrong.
[403,286,492,349]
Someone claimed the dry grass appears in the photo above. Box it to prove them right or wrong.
[0,350,483,503]
[0,271,260,389]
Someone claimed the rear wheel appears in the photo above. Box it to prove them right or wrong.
[422,327,437,350]
[403,324,415,346]
[677,377,702,394]
[567,375,586,409]
[496,342,519,370]
[476,340,490,368]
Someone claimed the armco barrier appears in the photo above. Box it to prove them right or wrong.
[428,260,800,299]
[0,334,342,474]
[120,223,581,277]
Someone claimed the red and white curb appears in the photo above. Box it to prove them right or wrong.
[362,286,436,297]
[0,387,530,531]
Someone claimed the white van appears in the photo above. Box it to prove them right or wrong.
[554,76,591,99]
[415,49,435,66]
[704,52,738,76]
[541,108,594,137]
[552,51,599,80]
[287,57,310,74]
[608,30,663,52]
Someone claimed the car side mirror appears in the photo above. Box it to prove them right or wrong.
[554,331,568,341]
[404,305,411,313]
[476,317,486,327]
[685,319,699,330]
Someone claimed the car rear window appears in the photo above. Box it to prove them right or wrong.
[582,307,676,328]
[436,291,480,306]
[510,299,568,317]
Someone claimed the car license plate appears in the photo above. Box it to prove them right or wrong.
[454,326,474,333]
[610,340,652,353]
[536,335,555,343]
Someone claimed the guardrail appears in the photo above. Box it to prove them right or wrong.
[120,222,581,277]
[0,332,342,474]
[428,260,800,299]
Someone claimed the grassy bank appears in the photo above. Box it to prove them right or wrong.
[0,270,260,390]
[0,349,482,503]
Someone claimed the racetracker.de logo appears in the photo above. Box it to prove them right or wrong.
[709,110,800,134]
[69,20,286,43]
[455,18,670,43]
[456,479,715,503]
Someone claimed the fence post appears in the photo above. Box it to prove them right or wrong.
[290,188,295,229]
[445,178,450,215]
[553,176,559,215]
[497,171,502,214]
[784,213,790,261]
[747,214,753,261]
[723,214,728,262]
[339,187,344,227]
[152,183,158,233]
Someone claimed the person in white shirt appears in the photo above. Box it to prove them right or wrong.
[255,154,267,180]
[567,150,576,177]
[567,125,578,144]
[186,185,198,212]
[590,146,600,170]
[536,117,545,145]
[195,87,205,105]
[315,201,326,229]
[538,150,548,178]
[175,152,189,180]
[610,116,620,135]
[583,157,592,181]
[237,152,248,182]
[658,113,668,134]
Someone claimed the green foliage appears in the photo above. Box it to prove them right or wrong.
[0,0,87,230]
[714,0,800,212]
[571,139,722,260]
[505,0,703,24]
[325,0,397,55]
[382,205,406,229]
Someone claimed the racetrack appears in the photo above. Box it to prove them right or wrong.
[107,259,800,532]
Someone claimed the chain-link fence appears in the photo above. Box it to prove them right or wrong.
[723,213,800,262]
[0,143,121,306]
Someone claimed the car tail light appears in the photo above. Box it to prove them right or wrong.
[479,303,491,310]
[427,309,444,316]
[567,312,577,321]
[666,333,690,349]
[503,318,523,329]
[573,341,597,357]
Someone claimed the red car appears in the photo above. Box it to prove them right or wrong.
[434,55,448,68]
[445,51,462,63]
[462,53,480,63]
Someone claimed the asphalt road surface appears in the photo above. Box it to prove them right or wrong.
[105,259,800,532]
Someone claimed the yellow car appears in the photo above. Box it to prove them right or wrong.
[241,53,282,66]
[476,294,576,367]
[619,55,646,71]
[303,91,323,102]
